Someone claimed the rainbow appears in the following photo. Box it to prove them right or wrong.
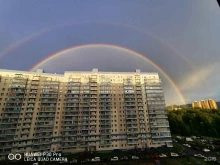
[0,20,193,70]
[29,43,186,104]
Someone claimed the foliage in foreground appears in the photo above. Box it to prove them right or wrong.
[167,109,220,138]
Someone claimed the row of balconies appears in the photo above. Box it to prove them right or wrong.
[152,138,172,143]
[151,123,170,128]
[151,128,170,133]
[145,86,162,90]
[148,110,166,115]
[148,105,165,109]
[1,119,18,124]
[146,90,164,94]
[149,115,168,119]
[41,94,58,97]
[3,110,21,114]
[40,104,56,107]
[7,98,24,102]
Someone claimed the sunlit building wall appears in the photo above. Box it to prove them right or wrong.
[207,99,218,110]
[192,101,202,109]
[0,68,172,159]
[200,100,210,109]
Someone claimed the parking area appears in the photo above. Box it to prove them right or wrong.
[1,136,220,165]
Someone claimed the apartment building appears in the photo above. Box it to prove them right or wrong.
[192,101,202,109]
[207,99,218,110]
[0,68,172,159]
[192,99,218,110]
[200,100,210,109]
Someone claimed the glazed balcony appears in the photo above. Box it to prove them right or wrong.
[41,94,58,98]
[63,117,78,121]
[65,104,78,107]
[151,128,170,133]
[150,123,170,128]
[66,99,79,103]
[63,122,78,126]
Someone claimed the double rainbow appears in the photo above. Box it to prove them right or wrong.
[29,43,186,104]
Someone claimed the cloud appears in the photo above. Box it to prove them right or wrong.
[179,63,219,91]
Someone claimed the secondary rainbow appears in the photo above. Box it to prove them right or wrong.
[29,43,186,104]
[0,20,193,70]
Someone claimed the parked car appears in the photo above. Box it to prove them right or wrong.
[203,148,210,152]
[176,136,182,140]
[155,159,161,165]
[81,159,90,163]
[111,157,119,161]
[151,154,159,159]
[131,156,139,160]
[159,154,167,158]
[179,152,187,157]
[192,146,201,151]
[201,139,207,143]
[170,152,179,157]
[194,154,204,158]
[183,144,191,148]
[120,156,128,160]
[91,157,100,162]
[70,159,78,163]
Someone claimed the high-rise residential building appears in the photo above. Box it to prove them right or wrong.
[192,101,202,109]
[207,99,218,110]
[200,100,210,109]
[0,68,172,159]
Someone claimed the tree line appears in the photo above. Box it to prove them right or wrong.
[167,108,220,138]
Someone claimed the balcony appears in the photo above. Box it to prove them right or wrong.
[20,130,30,135]
[99,95,111,98]
[126,112,136,116]
[151,128,170,133]
[65,104,79,108]
[125,104,136,107]
[63,122,78,126]
[150,123,170,128]
[152,138,172,143]
[127,140,138,145]
[126,115,137,119]
[100,108,111,112]
[63,117,78,122]
[100,99,111,103]
[23,119,32,123]
[1,131,15,135]
[100,117,111,121]
[150,115,168,119]
[1,120,18,124]
[124,99,135,102]
[66,99,79,103]
[41,94,58,98]
[3,114,20,118]
[127,124,137,129]
[148,111,166,115]
[127,128,138,133]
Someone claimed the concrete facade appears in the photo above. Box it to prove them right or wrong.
[0,68,172,158]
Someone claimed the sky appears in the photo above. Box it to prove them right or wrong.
[0,0,220,105]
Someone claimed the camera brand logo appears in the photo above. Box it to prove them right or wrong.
[8,153,22,160]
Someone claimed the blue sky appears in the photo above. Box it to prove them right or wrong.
[0,0,220,105]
